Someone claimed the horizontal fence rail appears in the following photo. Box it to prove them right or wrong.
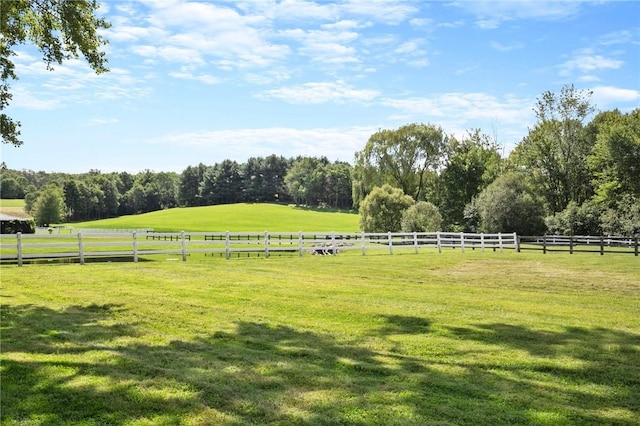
[1,231,519,266]
[519,235,639,256]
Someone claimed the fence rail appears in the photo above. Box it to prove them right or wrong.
[519,235,639,256]
[1,231,518,266]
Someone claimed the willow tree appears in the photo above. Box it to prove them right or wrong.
[353,123,446,206]
[1,0,111,146]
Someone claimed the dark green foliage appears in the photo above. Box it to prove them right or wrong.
[359,184,414,232]
[475,173,546,235]
[1,0,110,146]
[0,217,35,233]
[401,201,442,232]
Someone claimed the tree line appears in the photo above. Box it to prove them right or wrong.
[0,155,355,225]
[1,86,638,237]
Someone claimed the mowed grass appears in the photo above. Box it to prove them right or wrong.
[1,250,639,425]
[73,204,359,232]
[0,199,29,219]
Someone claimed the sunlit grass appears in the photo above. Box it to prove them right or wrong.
[0,198,29,218]
[1,250,639,425]
[72,203,360,232]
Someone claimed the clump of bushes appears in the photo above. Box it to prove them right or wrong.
[0,217,36,234]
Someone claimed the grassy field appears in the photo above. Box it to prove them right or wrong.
[73,204,359,232]
[1,250,639,425]
[0,199,29,219]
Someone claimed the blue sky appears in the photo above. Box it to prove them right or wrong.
[3,0,639,173]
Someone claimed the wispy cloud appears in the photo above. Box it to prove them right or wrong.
[559,48,624,75]
[454,0,584,29]
[591,85,640,107]
[145,126,376,162]
[258,81,380,104]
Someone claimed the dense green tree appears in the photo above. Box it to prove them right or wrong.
[284,157,329,206]
[353,123,446,205]
[401,201,442,232]
[33,185,64,226]
[359,184,414,232]
[242,155,290,203]
[511,85,595,213]
[474,173,546,235]
[200,160,243,205]
[93,175,120,218]
[179,163,207,207]
[588,108,640,205]
[325,161,353,209]
[434,129,502,230]
[545,200,603,236]
[1,0,110,146]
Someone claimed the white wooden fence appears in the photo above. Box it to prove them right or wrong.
[0,231,518,266]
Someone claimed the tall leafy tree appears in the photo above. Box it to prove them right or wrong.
[179,163,207,207]
[588,108,640,204]
[33,185,64,226]
[353,123,446,205]
[284,157,329,206]
[474,172,546,235]
[200,160,243,205]
[434,129,502,229]
[1,0,110,145]
[512,85,595,213]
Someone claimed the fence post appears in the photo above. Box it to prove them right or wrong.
[437,232,442,253]
[361,231,366,256]
[635,238,638,257]
[513,232,519,252]
[460,232,465,253]
[133,231,138,263]
[543,235,547,254]
[331,231,336,255]
[181,231,187,261]
[498,233,503,253]
[298,231,303,257]
[569,235,574,254]
[17,232,23,267]
[264,231,270,258]
[480,233,485,253]
[225,231,230,260]
[413,232,418,254]
[388,231,393,255]
[600,236,604,256]
[78,232,85,265]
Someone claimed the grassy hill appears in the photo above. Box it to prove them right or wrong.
[73,203,360,232]
[0,199,29,219]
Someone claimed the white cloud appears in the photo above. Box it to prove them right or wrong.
[86,117,119,126]
[490,41,524,52]
[591,86,640,107]
[259,81,379,104]
[341,0,418,24]
[382,92,535,150]
[145,126,376,163]
[454,0,584,29]
[559,49,624,75]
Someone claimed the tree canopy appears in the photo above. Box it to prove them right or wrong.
[1,0,110,146]
[353,123,446,205]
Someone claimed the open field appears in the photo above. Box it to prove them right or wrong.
[1,251,639,425]
[72,204,360,232]
[0,199,29,219]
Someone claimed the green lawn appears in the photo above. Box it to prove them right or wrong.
[71,203,360,232]
[1,250,639,425]
[0,198,29,219]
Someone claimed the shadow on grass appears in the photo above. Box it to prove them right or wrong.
[2,304,639,425]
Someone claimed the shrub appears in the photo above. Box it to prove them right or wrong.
[359,185,415,232]
[401,201,442,232]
